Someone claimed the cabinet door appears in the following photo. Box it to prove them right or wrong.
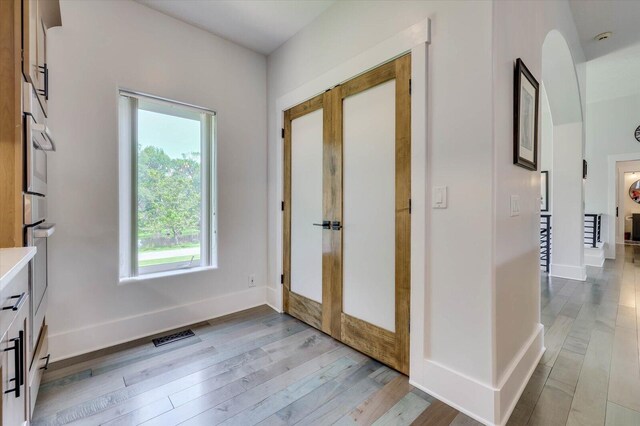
[2,297,29,426]
[22,0,47,114]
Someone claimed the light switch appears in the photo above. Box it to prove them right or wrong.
[433,186,447,209]
[510,195,520,217]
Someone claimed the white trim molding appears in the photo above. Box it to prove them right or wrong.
[550,263,587,281]
[49,286,268,362]
[411,324,544,426]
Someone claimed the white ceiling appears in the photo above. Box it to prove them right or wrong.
[586,43,640,104]
[569,0,640,61]
[136,0,336,55]
[569,1,640,104]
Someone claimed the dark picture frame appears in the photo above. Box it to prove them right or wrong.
[541,171,549,212]
[514,58,540,171]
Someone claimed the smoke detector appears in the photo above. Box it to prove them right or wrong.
[595,31,612,41]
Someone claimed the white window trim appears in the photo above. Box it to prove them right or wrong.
[118,90,217,283]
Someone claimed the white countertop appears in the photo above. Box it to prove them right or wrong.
[0,247,36,290]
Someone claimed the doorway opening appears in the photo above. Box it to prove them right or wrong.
[616,159,640,246]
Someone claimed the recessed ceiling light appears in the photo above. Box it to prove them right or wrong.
[595,31,612,41]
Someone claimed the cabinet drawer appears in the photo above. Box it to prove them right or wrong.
[29,324,49,417]
[0,267,29,339]
[2,296,29,426]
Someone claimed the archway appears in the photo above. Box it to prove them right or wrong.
[540,30,585,280]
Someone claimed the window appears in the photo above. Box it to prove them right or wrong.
[119,91,216,280]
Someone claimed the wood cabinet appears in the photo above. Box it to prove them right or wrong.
[0,0,59,422]
[0,0,61,249]
[0,0,24,249]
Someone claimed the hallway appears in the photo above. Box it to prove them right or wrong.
[509,245,640,425]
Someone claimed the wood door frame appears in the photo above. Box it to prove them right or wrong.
[283,55,411,374]
[282,93,325,330]
[337,54,411,374]
[274,18,430,380]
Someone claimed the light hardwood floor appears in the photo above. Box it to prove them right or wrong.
[32,245,640,425]
[32,305,477,425]
[508,245,640,426]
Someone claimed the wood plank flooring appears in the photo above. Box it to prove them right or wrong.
[509,245,640,426]
[33,244,640,425]
[32,306,478,425]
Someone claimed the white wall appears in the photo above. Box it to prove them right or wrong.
[46,0,267,360]
[541,86,553,213]
[551,123,585,278]
[492,0,585,422]
[585,94,640,253]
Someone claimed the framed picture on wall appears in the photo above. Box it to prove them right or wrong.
[514,58,540,171]
[541,171,549,211]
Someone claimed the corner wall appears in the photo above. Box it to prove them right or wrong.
[47,0,268,360]
[492,0,585,423]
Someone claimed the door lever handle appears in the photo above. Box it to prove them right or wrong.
[332,221,342,230]
[313,221,331,229]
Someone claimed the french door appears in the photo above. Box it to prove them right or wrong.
[283,54,411,374]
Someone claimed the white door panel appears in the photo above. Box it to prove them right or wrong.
[342,80,396,332]
[290,109,324,303]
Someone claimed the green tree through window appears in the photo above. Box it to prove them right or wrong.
[137,145,201,248]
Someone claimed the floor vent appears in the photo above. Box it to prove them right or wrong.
[152,329,195,347]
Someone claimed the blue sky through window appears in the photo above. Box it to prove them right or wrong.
[137,109,200,159]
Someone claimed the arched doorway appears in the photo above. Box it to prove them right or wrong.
[540,29,585,281]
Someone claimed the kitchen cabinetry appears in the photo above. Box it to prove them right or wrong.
[0,248,35,426]
[2,295,28,426]
[22,0,61,115]
[0,0,61,249]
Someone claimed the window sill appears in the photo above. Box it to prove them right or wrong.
[118,266,217,285]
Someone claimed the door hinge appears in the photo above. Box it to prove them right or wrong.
[409,198,412,214]
[281,128,285,138]
[281,201,285,211]
[280,274,284,284]
[409,79,412,95]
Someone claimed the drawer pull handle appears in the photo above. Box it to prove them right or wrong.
[4,331,23,398]
[40,354,51,370]
[2,292,26,311]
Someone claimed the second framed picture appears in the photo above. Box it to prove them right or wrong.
[514,58,540,171]
[541,171,549,212]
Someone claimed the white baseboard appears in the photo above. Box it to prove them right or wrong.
[49,286,268,362]
[409,325,544,426]
[409,365,495,425]
[266,285,282,312]
[550,263,587,281]
[496,324,545,425]
[584,247,605,267]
